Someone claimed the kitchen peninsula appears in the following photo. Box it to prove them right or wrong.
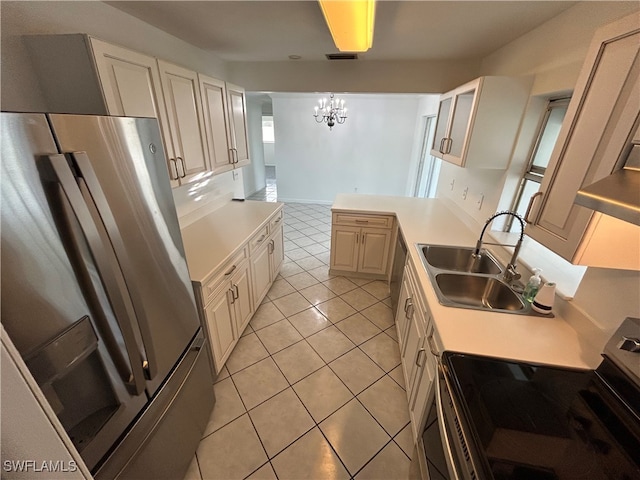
[331,193,603,370]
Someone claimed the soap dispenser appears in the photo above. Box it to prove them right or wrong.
[523,268,542,303]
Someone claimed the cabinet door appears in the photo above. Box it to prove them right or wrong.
[90,39,177,185]
[270,224,285,278]
[445,84,478,165]
[358,228,391,275]
[231,262,254,337]
[330,226,360,272]
[204,284,237,375]
[251,242,272,308]
[226,83,250,167]
[401,303,426,403]
[158,60,210,185]
[431,95,453,158]
[199,74,233,175]
[395,274,412,353]
[525,21,640,261]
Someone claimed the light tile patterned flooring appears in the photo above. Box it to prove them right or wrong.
[184,203,418,480]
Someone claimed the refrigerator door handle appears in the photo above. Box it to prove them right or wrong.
[71,152,158,382]
[47,154,146,396]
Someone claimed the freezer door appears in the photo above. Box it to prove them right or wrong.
[48,114,201,396]
[95,331,214,480]
[0,113,148,470]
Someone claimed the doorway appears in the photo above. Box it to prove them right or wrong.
[413,116,441,198]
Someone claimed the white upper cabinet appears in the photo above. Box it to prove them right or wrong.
[91,39,166,120]
[157,60,211,186]
[431,76,531,169]
[226,83,250,168]
[198,74,234,175]
[525,12,640,270]
[24,34,250,187]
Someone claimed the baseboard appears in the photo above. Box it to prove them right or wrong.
[277,197,334,205]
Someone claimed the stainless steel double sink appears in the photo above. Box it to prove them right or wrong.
[417,244,531,314]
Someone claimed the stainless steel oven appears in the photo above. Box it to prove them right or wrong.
[420,359,479,480]
[420,317,640,480]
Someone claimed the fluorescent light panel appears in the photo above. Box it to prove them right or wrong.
[318,0,376,52]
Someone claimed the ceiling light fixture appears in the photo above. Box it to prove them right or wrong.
[314,93,347,130]
[318,0,376,52]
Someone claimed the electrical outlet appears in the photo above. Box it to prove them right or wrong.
[450,179,455,191]
[477,194,484,210]
[354,187,358,193]
[232,171,239,180]
[462,187,469,200]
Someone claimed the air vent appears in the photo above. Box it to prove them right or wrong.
[325,53,358,60]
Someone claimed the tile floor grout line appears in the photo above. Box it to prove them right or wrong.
[196,201,412,479]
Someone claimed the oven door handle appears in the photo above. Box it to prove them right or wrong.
[436,363,462,480]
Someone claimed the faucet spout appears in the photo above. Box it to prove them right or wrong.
[474,211,525,283]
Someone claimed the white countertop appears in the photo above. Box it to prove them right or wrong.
[333,194,602,370]
[181,200,283,284]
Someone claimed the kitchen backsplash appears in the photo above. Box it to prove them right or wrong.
[173,169,245,228]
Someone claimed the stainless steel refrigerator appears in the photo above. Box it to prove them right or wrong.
[1,113,214,479]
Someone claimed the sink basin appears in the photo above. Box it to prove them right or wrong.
[434,273,525,312]
[420,245,502,275]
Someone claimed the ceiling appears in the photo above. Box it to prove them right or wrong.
[106,1,578,63]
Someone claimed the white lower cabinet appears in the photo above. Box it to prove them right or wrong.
[203,259,253,374]
[231,261,254,335]
[250,221,285,309]
[396,257,437,440]
[205,283,238,372]
[193,207,284,376]
[330,212,395,278]
[251,242,272,308]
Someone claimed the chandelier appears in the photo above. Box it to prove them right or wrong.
[313,94,347,130]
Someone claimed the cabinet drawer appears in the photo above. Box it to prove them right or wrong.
[269,209,284,232]
[203,247,247,303]
[249,225,270,254]
[332,212,393,229]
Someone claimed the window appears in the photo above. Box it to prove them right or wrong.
[507,98,570,231]
[262,115,274,143]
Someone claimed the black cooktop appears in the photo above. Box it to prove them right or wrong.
[443,352,640,480]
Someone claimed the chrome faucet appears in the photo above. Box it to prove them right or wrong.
[471,211,525,284]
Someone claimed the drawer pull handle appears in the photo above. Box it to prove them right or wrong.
[404,297,411,313]
[355,219,369,223]
[274,217,282,224]
[224,265,237,276]
[416,348,427,368]
[256,234,266,244]
[405,300,414,320]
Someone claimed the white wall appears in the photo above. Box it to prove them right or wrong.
[272,93,421,203]
[229,59,480,94]
[479,1,640,95]
[264,143,276,166]
[242,97,267,197]
[404,96,441,195]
